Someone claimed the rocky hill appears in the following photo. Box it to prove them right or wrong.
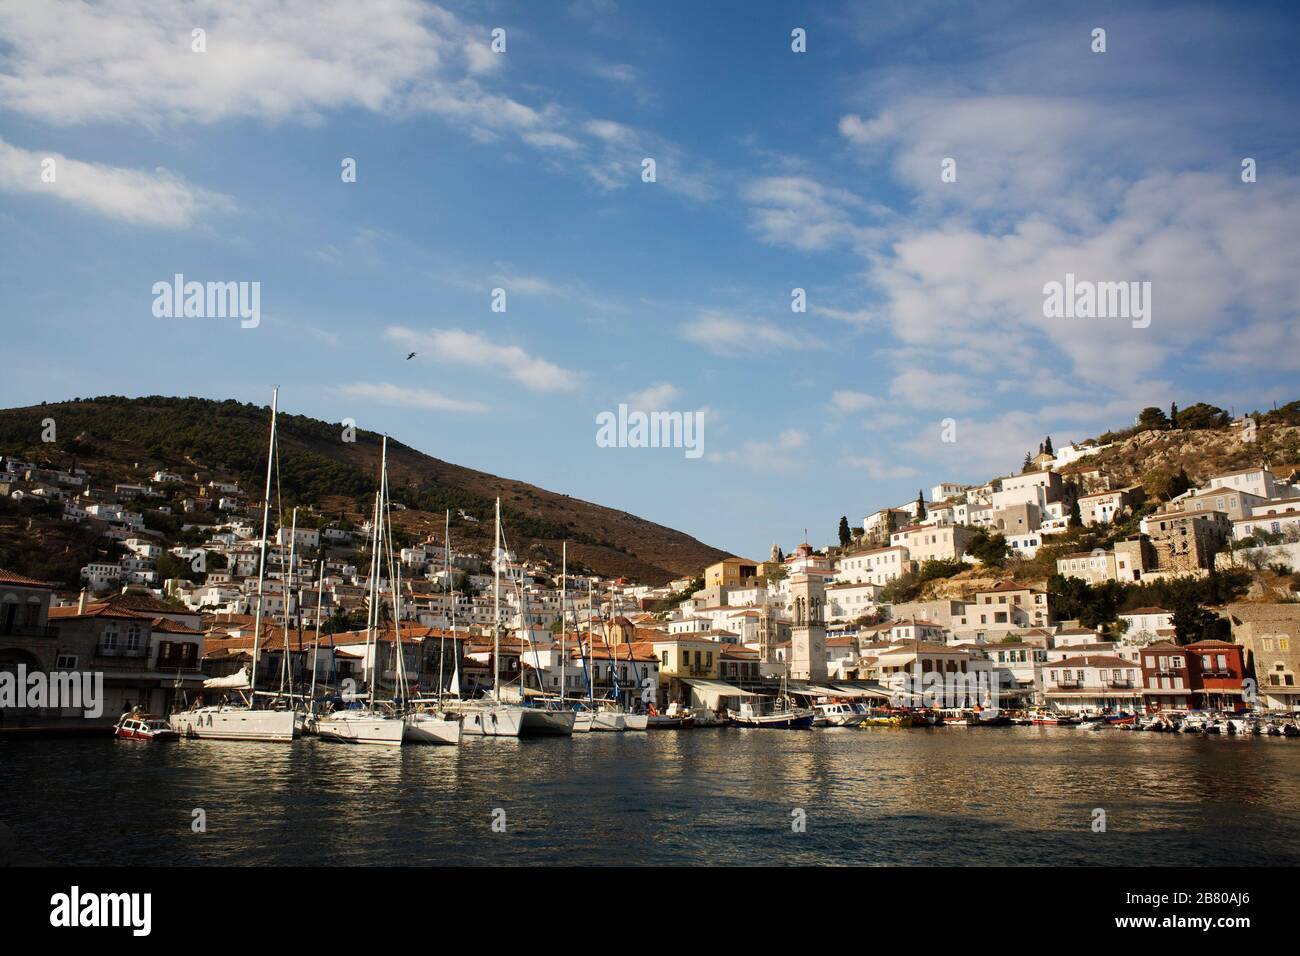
[0,396,728,586]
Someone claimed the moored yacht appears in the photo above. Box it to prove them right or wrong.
[316,707,406,747]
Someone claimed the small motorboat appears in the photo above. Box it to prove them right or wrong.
[646,702,695,729]
[115,713,179,741]
[814,701,866,727]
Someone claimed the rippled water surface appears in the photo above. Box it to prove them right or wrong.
[3,727,1298,865]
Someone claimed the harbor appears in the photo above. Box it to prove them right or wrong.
[4,726,1299,867]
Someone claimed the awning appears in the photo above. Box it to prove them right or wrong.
[679,679,763,697]
[828,683,894,700]
[787,683,860,698]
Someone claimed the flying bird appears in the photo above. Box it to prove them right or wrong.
[406,351,417,361]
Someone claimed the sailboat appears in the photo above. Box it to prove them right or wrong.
[316,438,406,747]
[453,499,574,736]
[403,509,461,745]
[169,387,298,743]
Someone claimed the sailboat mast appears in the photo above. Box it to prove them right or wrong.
[310,560,324,701]
[363,486,381,700]
[439,509,448,706]
[493,497,501,702]
[281,507,299,697]
[559,542,566,705]
[248,386,278,700]
[381,450,407,703]
[587,578,594,708]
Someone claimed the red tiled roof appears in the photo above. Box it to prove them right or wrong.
[0,569,54,588]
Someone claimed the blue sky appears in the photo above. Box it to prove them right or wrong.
[2,0,1298,562]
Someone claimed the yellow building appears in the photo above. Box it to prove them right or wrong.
[639,635,724,703]
[703,557,761,589]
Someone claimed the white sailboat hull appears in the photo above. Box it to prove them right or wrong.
[316,712,405,747]
[591,712,626,732]
[403,713,462,745]
[169,707,298,742]
[521,708,577,735]
[622,714,649,731]
[572,711,593,733]
[459,704,526,736]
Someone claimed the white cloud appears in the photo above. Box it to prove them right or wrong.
[842,456,918,480]
[338,381,488,413]
[384,326,579,392]
[710,428,810,474]
[830,390,879,412]
[0,136,231,228]
[742,176,870,251]
[889,368,985,412]
[627,382,680,411]
[0,0,715,203]
[680,310,811,356]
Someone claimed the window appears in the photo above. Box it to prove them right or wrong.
[102,626,118,650]
[56,654,77,669]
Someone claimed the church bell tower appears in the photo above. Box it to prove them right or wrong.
[789,570,827,681]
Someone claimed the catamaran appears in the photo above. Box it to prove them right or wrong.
[169,387,298,743]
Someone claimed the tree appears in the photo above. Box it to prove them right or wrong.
[1022,452,1033,473]
[1136,406,1170,431]
[1044,435,1054,455]
[1068,497,1082,528]
[1142,467,1191,502]
[915,490,927,521]
[1176,402,1231,430]
[968,528,1009,567]
[1171,601,1226,645]
[1169,402,1178,429]
[837,515,851,549]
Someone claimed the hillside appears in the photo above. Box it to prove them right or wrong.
[0,396,728,586]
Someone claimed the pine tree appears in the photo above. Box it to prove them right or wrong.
[1022,452,1032,472]
[1044,435,1054,455]
[1170,402,1179,429]
[915,490,927,521]
[837,515,851,549]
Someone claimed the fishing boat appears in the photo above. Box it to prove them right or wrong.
[727,685,815,729]
[115,713,178,741]
[168,389,299,743]
[646,701,695,729]
[1029,710,1078,726]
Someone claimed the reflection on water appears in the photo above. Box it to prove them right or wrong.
[3,727,1298,865]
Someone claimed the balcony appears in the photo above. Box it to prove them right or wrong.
[1102,680,1135,689]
